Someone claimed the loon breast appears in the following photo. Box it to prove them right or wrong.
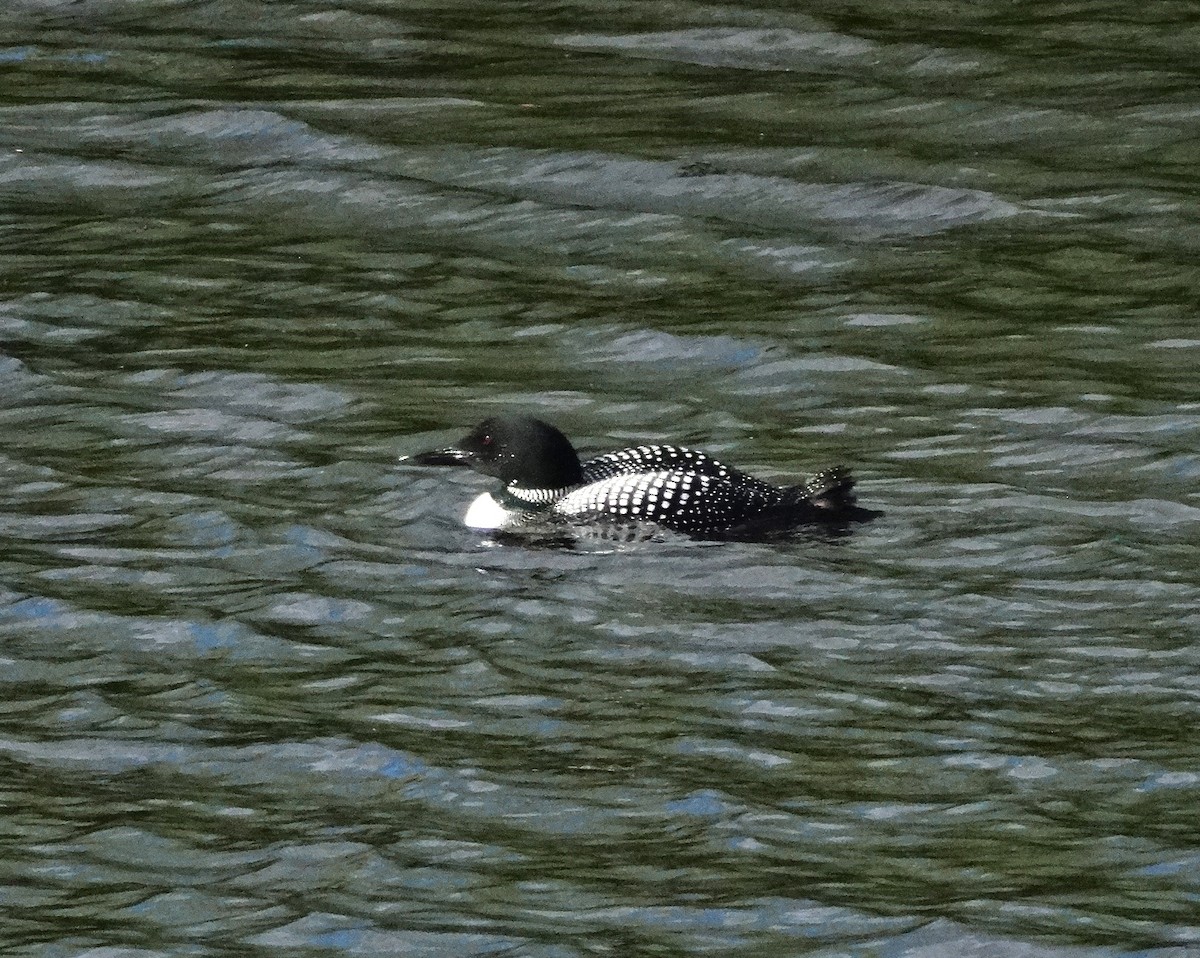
[463,492,512,530]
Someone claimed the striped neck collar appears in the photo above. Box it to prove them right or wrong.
[502,483,578,508]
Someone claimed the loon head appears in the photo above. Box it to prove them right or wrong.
[406,414,584,490]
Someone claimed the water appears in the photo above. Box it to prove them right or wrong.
[2,2,1199,955]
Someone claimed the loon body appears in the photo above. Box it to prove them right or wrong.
[405,414,874,538]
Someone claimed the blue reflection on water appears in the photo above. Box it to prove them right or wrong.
[9,596,64,620]
[665,789,728,817]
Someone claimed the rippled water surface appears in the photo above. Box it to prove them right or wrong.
[3,2,1200,956]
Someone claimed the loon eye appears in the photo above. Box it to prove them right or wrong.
[481,435,493,446]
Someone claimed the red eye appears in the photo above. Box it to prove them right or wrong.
[481,435,493,446]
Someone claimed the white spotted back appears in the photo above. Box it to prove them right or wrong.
[552,464,790,534]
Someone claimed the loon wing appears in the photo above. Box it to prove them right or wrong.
[558,463,868,535]
[553,468,786,534]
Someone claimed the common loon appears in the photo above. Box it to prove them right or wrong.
[404,414,875,538]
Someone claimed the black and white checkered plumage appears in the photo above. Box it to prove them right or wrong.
[405,414,873,538]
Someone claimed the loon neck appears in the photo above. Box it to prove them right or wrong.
[502,482,579,507]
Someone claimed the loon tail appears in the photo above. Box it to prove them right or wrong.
[712,465,876,540]
[795,466,858,512]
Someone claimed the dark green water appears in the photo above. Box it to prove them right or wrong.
[3,2,1199,956]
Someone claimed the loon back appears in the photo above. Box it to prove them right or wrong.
[553,446,861,536]
[404,414,875,538]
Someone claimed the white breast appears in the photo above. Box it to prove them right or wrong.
[463,492,512,530]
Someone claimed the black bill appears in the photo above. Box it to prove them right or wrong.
[400,448,472,467]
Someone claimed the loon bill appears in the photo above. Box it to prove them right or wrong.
[403,414,878,538]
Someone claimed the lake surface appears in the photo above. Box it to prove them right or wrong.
[3,2,1199,956]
